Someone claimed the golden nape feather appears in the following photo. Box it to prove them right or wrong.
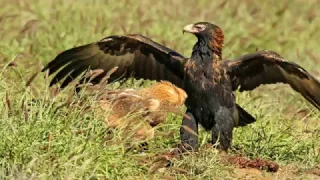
[89,80,188,142]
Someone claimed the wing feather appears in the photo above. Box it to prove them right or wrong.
[42,34,187,88]
[227,50,320,110]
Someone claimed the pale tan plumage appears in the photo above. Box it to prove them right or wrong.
[94,81,188,141]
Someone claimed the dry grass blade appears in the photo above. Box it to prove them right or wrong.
[26,72,39,87]
[5,92,12,112]
[181,125,198,137]
[169,167,189,174]
[48,132,53,151]
[148,159,169,174]
[98,66,119,90]
[75,83,94,89]
[85,69,105,80]
[8,61,17,67]
[81,67,119,95]
[51,87,59,97]
[21,99,28,122]
[120,25,127,34]
[45,69,49,86]
[19,19,40,37]
[158,175,176,180]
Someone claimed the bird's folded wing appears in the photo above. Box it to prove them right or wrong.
[227,50,320,110]
[42,34,187,88]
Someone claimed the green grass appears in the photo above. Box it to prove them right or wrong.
[0,0,320,179]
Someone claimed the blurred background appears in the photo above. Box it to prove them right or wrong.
[0,0,319,179]
[1,0,320,65]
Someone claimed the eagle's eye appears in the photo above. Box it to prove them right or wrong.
[194,24,206,31]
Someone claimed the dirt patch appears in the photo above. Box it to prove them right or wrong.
[222,154,279,172]
[304,164,320,177]
[231,163,320,180]
[232,168,273,180]
[142,147,319,180]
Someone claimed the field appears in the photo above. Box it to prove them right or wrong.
[0,0,320,179]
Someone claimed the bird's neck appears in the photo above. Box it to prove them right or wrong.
[191,38,222,64]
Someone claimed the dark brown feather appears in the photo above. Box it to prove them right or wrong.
[227,50,320,110]
[235,104,256,127]
[42,34,187,88]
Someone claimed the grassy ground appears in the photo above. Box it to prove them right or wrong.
[0,0,320,179]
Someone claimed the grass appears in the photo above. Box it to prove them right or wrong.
[0,0,320,179]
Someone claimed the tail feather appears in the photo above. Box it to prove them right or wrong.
[236,104,256,127]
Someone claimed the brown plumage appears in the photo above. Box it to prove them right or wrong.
[227,50,320,109]
[42,34,185,89]
[42,22,320,151]
[95,81,187,142]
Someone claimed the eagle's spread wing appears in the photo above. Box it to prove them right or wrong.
[42,34,187,88]
[227,50,320,110]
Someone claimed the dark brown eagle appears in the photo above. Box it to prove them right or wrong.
[42,22,320,151]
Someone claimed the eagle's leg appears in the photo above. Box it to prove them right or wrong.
[212,106,234,151]
[179,112,199,151]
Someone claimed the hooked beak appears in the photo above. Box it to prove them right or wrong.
[183,24,195,34]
